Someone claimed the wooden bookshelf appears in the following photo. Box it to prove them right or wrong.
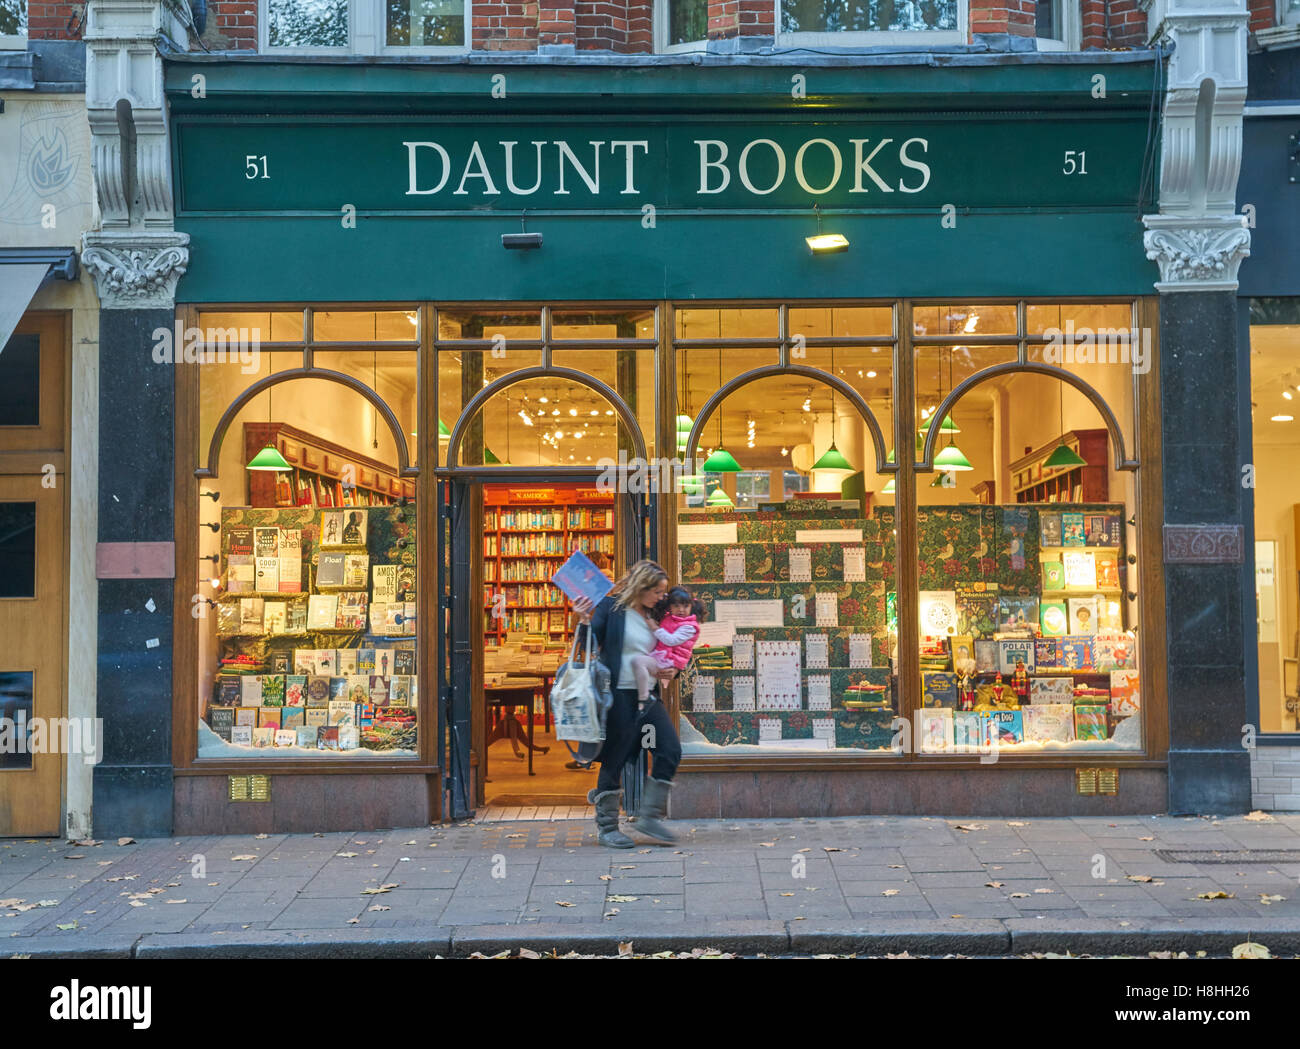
[482,484,615,646]
[244,422,415,510]
[1010,428,1109,504]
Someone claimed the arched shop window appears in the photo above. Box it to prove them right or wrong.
[190,309,421,761]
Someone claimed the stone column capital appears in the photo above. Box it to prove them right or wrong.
[80,230,190,309]
[1142,214,1250,293]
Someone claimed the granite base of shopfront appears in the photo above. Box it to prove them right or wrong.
[670,766,1168,818]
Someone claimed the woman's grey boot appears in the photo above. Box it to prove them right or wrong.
[592,789,635,849]
[632,778,677,844]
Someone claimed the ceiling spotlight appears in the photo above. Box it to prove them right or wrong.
[539,396,549,404]
[1272,414,1294,422]
[605,409,614,415]
[867,370,876,378]
[517,410,533,426]
[552,409,560,415]
[569,408,578,416]
[589,409,599,416]
[1285,391,1293,401]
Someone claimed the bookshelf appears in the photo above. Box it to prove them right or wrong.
[244,422,414,510]
[1010,428,1109,504]
[482,485,616,646]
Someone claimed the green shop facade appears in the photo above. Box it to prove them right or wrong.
[84,49,1256,835]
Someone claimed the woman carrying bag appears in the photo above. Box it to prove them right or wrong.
[573,560,683,849]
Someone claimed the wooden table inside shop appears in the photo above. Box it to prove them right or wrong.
[485,675,550,776]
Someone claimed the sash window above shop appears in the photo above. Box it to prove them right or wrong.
[263,0,471,52]
[777,0,963,46]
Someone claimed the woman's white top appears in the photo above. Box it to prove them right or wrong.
[617,607,656,689]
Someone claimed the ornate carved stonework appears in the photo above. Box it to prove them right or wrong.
[1143,216,1251,292]
[1163,524,1244,564]
[80,231,190,309]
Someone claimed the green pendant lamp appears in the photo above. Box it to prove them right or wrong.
[1043,380,1088,469]
[918,414,961,436]
[881,448,896,494]
[678,473,705,496]
[702,350,742,472]
[933,443,974,471]
[676,414,693,456]
[812,348,854,474]
[438,418,451,441]
[484,446,504,465]
[706,488,734,507]
[246,372,292,473]
[930,470,957,488]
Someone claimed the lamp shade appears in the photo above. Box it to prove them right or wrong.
[812,443,854,472]
[1043,442,1088,469]
[918,414,961,435]
[247,444,293,472]
[675,414,693,454]
[438,418,451,439]
[882,479,895,494]
[702,447,742,472]
[678,473,705,495]
[933,444,974,471]
[706,488,734,506]
[484,447,503,465]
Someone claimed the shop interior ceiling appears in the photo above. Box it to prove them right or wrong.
[1250,323,1300,446]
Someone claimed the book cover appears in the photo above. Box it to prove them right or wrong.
[919,708,954,753]
[239,675,263,707]
[252,726,276,748]
[1040,601,1069,638]
[344,553,370,588]
[1023,704,1074,743]
[388,675,414,706]
[373,649,394,677]
[357,648,377,675]
[234,707,258,727]
[1030,676,1075,702]
[403,601,417,636]
[226,555,255,594]
[1074,704,1108,741]
[974,640,998,674]
[263,601,287,635]
[336,649,358,676]
[216,602,241,635]
[285,601,307,633]
[257,707,281,729]
[317,726,341,750]
[918,590,959,637]
[274,729,297,748]
[1068,596,1099,635]
[372,564,399,604]
[369,675,390,704]
[207,706,235,741]
[339,724,360,750]
[304,707,328,727]
[211,674,243,707]
[369,601,389,634]
[1060,638,1094,671]
[1086,513,1121,546]
[921,671,958,708]
[260,674,285,706]
[551,549,614,606]
[1096,597,1123,632]
[984,709,1025,746]
[255,556,279,593]
[293,648,315,674]
[998,596,1039,633]
[382,603,404,635]
[336,592,368,630]
[280,706,306,731]
[394,649,416,676]
[1110,669,1140,717]
[277,529,302,593]
[953,711,984,750]
[296,725,320,748]
[328,699,356,726]
[268,650,291,675]
[226,526,253,558]
[1063,550,1097,589]
[949,635,975,672]
[1034,637,1061,668]
[346,675,370,705]
[230,725,253,746]
[1096,555,1120,590]
[309,649,337,676]
[284,675,306,707]
[1093,633,1135,671]
[997,638,1036,675]
[239,597,265,633]
[396,566,416,601]
[306,675,331,707]
[253,527,280,559]
[1041,560,1065,591]
[1038,512,1062,548]
[1061,512,1085,546]
[307,594,338,630]
[328,677,350,702]
[316,552,347,588]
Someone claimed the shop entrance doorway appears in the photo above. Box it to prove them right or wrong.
[439,474,653,821]
[0,316,69,837]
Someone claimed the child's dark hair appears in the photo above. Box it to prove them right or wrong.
[655,586,705,621]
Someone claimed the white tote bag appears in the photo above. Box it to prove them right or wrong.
[552,627,610,744]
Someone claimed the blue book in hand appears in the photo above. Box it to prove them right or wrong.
[552,550,613,607]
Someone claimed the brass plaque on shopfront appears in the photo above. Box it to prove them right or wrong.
[1097,768,1119,796]
[1076,768,1098,795]
[228,774,271,802]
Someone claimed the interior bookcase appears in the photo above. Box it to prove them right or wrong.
[1011,428,1110,504]
[244,422,414,509]
[482,484,615,646]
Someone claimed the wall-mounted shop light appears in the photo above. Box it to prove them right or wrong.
[200,490,221,502]
[805,204,848,255]
[503,214,542,250]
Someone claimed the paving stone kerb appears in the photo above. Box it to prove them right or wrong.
[3,814,1299,958]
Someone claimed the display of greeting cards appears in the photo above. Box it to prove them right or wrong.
[1068,596,1099,635]
[1040,601,1069,637]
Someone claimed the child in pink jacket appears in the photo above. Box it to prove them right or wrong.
[629,586,706,711]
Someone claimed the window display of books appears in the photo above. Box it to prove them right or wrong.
[206,503,418,755]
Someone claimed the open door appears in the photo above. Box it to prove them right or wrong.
[439,477,474,820]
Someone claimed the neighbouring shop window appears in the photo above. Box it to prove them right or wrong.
[0,672,33,770]
[1249,297,1300,734]
[0,503,36,598]
[663,0,707,47]
[0,0,26,42]
[780,0,959,36]
[0,334,39,426]
[195,310,419,759]
[266,0,349,48]
[386,0,466,47]
[675,306,901,755]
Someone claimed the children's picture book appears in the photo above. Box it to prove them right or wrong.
[316,552,347,588]
[1040,601,1069,638]
[1061,512,1086,546]
[953,710,984,750]
[226,555,255,594]
[1038,512,1062,548]
[950,635,975,671]
[1086,513,1122,546]
[296,725,320,748]
[343,553,370,588]
[551,549,614,607]
[1041,560,1065,591]
[1060,637,1094,671]
[1063,550,1097,589]
[1030,676,1075,702]
[919,708,955,753]
[984,709,1025,746]
[1023,704,1074,743]
[254,527,280,559]
[272,729,295,748]
[372,564,399,604]
[308,594,338,630]
[974,640,998,674]
[921,671,958,708]
[998,596,1039,633]
[317,726,341,750]
[1096,597,1123,632]
[997,638,1035,675]
[1068,596,1099,636]
[1093,633,1135,670]
[1074,704,1108,741]
[1110,669,1140,717]
[1035,637,1061,668]
[1096,555,1120,590]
